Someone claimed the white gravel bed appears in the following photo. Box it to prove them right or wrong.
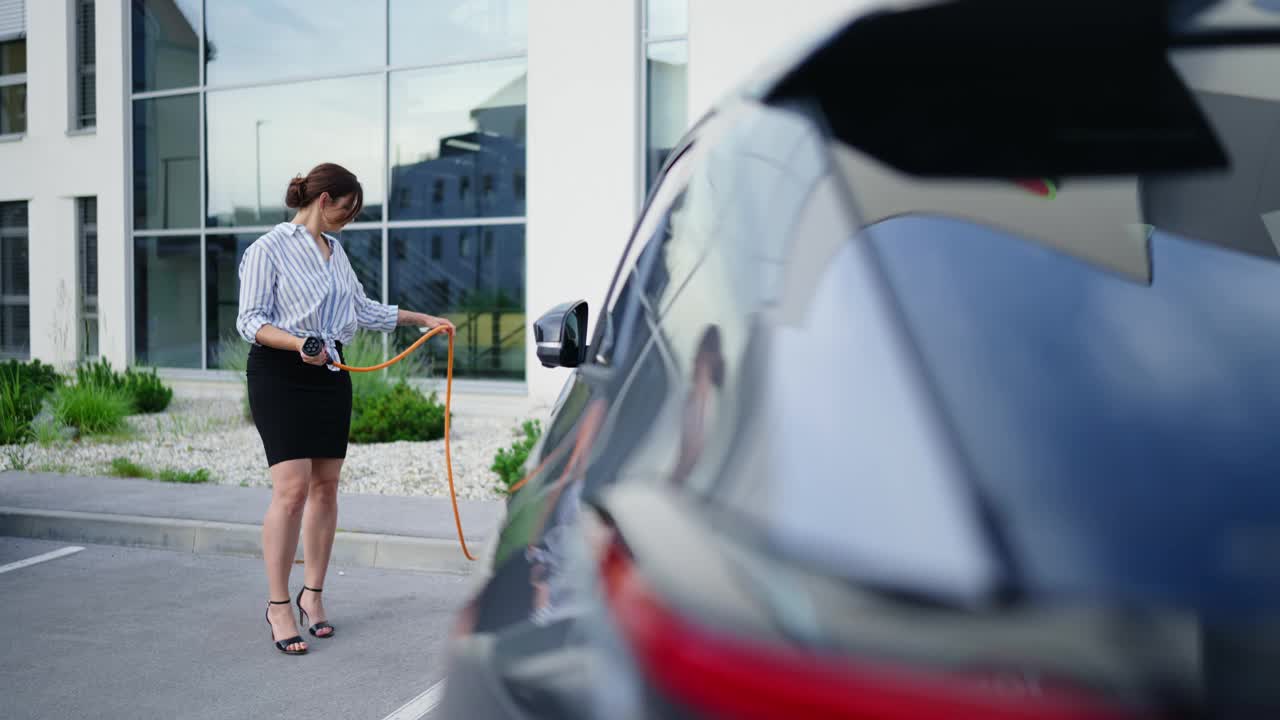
[0,395,528,500]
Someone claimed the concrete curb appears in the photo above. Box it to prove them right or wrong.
[0,506,479,574]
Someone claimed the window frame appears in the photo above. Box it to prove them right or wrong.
[72,0,96,131]
[77,197,98,359]
[0,201,30,359]
[0,36,26,138]
[639,0,689,208]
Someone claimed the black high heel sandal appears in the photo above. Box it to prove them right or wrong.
[296,586,335,638]
[266,600,307,655]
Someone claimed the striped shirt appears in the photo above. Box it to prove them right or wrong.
[236,222,398,370]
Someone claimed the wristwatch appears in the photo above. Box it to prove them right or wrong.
[301,336,324,357]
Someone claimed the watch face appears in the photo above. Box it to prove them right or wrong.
[303,337,323,356]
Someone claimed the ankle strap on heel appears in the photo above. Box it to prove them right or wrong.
[268,599,291,605]
[302,586,322,593]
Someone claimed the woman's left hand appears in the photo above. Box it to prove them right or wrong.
[419,313,455,334]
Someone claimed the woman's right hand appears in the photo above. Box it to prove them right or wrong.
[297,338,329,366]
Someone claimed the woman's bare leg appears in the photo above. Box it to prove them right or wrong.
[263,459,311,651]
[299,458,342,636]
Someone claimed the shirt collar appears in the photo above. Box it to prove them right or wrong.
[283,222,335,251]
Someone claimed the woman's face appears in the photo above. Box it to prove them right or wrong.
[320,193,356,232]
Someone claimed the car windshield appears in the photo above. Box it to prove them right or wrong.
[853,41,1280,614]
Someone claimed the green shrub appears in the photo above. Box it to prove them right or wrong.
[74,358,173,414]
[492,419,543,491]
[31,415,68,447]
[0,358,63,398]
[0,360,64,445]
[108,457,149,478]
[107,456,211,484]
[0,365,42,445]
[349,382,447,443]
[75,358,120,392]
[157,467,211,484]
[123,367,173,413]
[54,384,131,435]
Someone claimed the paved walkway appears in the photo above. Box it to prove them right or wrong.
[0,471,506,574]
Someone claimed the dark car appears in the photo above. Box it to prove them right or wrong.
[444,1,1280,717]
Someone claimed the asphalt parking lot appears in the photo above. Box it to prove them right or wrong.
[0,537,471,720]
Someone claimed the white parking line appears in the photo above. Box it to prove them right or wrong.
[381,680,446,720]
[0,546,85,575]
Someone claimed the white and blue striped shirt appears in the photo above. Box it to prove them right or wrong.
[236,222,398,369]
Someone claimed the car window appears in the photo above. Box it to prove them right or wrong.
[637,101,1001,603]
[594,148,697,367]
[645,102,838,495]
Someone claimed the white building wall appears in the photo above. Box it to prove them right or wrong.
[525,0,642,406]
[0,0,128,371]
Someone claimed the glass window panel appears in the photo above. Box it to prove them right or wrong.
[77,0,97,129]
[389,60,526,221]
[82,318,98,359]
[205,0,384,88]
[0,83,24,135]
[205,229,381,368]
[0,38,25,75]
[206,75,384,228]
[133,94,200,229]
[389,225,524,379]
[205,233,255,367]
[646,40,688,191]
[0,201,29,359]
[1,230,28,294]
[647,0,688,37]
[80,198,98,299]
[79,198,98,359]
[390,0,527,66]
[340,229,384,304]
[131,0,200,92]
[134,236,201,368]
[0,303,28,359]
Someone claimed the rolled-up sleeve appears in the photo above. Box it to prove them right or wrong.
[353,271,399,332]
[236,243,276,344]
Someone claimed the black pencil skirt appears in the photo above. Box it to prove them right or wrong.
[246,342,351,467]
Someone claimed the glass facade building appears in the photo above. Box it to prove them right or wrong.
[130,0,528,378]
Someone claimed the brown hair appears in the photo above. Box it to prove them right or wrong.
[284,162,364,224]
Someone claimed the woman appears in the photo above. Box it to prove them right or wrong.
[236,162,453,655]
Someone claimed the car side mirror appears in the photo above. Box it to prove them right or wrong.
[534,300,589,368]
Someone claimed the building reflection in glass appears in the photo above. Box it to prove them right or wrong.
[390,62,526,221]
[390,225,525,379]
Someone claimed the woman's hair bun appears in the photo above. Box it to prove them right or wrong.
[285,176,308,209]
[282,163,363,222]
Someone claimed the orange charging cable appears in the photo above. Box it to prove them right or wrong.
[332,325,588,562]
[331,326,477,561]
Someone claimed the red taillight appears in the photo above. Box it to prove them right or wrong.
[1015,178,1058,198]
[600,540,1141,720]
